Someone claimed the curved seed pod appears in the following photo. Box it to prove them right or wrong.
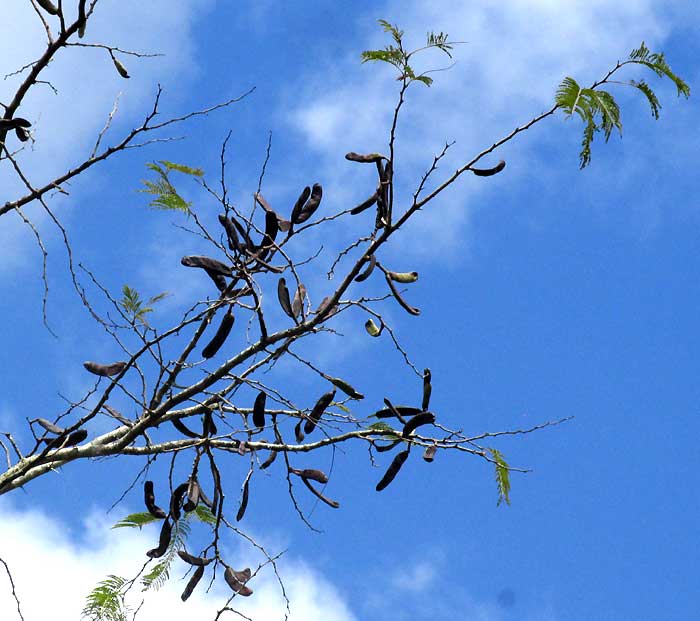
[78,0,87,37]
[375,438,401,453]
[198,486,213,509]
[236,475,250,522]
[364,318,382,337]
[401,411,436,438]
[202,310,234,359]
[230,216,255,252]
[350,192,378,216]
[181,565,204,602]
[63,429,88,447]
[218,214,242,252]
[289,467,328,484]
[230,567,252,583]
[181,255,232,276]
[277,278,295,319]
[15,127,30,142]
[35,418,65,435]
[146,519,172,558]
[304,390,336,434]
[329,377,364,400]
[316,296,339,318]
[294,420,305,443]
[202,409,217,437]
[254,193,291,232]
[385,275,420,316]
[144,480,167,519]
[471,159,506,177]
[423,445,437,462]
[112,57,130,79]
[224,567,253,596]
[204,268,227,292]
[295,183,322,223]
[170,482,189,522]
[387,270,418,284]
[255,210,279,262]
[36,0,59,15]
[422,368,432,411]
[171,417,201,439]
[103,405,133,427]
[183,478,200,512]
[178,550,213,566]
[0,118,31,130]
[355,255,377,283]
[301,476,340,508]
[83,361,127,377]
[345,152,386,163]
[252,391,266,428]
[290,186,311,223]
[291,283,306,318]
[376,449,410,492]
[372,405,422,420]
[260,449,277,470]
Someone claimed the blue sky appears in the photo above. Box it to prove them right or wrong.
[1,1,699,620]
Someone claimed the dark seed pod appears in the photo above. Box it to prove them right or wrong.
[35,418,65,435]
[291,186,311,224]
[144,480,167,519]
[202,409,217,437]
[204,268,227,292]
[295,183,322,223]
[63,429,88,447]
[0,118,30,131]
[385,274,420,316]
[471,159,506,177]
[181,565,204,602]
[36,0,59,15]
[376,449,410,491]
[77,0,87,37]
[372,405,422,420]
[11,117,31,128]
[103,405,133,427]
[423,445,437,462]
[112,57,130,79]
[254,193,291,231]
[181,255,232,276]
[300,476,340,508]
[365,318,382,337]
[277,278,295,319]
[354,255,377,283]
[422,368,432,411]
[260,450,277,470]
[375,438,401,453]
[83,361,127,377]
[254,210,279,262]
[401,411,436,438]
[294,420,305,443]
[146,519,172,558]
[236,476,250,522]
[345,152,386,164]
[171,417,201,439]
[15,127,30,142]
[252,391,266,428]
[291,283,306,319]
[224,567,253,596]
[202,310,234,359]
[289,467,328,484]
[218,214,243,252]
[178,550,213,566]
[387,270,418,284]
[350,192,379,216]
[329,377,364,400]
[316,296,339,318]
[304,390,335,434]
[230,216,255,252]
[183,478,200,512]
[170,482,189,522]
[229,567,252,583]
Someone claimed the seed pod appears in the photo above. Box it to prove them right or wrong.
[177,550,213,566]
[236,478,250,522]
[350,192,379,216]
[35,418,65,435]
[170,482,189,522]
[0,118,32,131]
[385,274,420,316]
[224,567,253,596]
[77,0,87,37]
[83,361,127,377]
[422,369,432,411]
[401,411,436,438]
[277,278,295,319]
[183,478,200,512]
[35,0,59,15]
[371,405,422,420]
[329,377,364,400]
[387,270,418,284]
[218,214,242,252]
[304,390,335,434]
[181,565,204,602]
[230,567,252,583]
[300,476,340,508]
[364,319,382,337]
[254,210,279,262]
[14,127,29,141]
[289,467,328,484]
[294,420,304,443]
[295,183,322,223]
[146,519,172,558]
[112,57,130,79]
[375,438,401,453]
[252,391,266,428]
[423,445,437,462]
[260,449,277,470]
[171,417,201,439]
[202,310,234,359]
[181,255,232,276]
[290,186,311,224]
[204,268,227,292]
[103,405,133,427]
[63,429,88,447]
[316,296,339,318]
[254,193,291,232]
[471,159,506,177]
[144,480,167,519]
[376,449,410,492]
[291,283,306,319]
[202,409,217,437]
[355,255,377,283]
[345,152,386,164]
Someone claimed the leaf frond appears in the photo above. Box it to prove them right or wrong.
[82,575,128,621]
[488,448,511,506]
[112,511,162,530]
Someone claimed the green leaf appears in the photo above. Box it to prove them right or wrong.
[193,504,217,525]
[82,575,128,621]
[159,160,204,176]
[139,161,200,214]
[629,42,690,98]
[488,448,511,507]
[120,285,168,325]
[368,422,395,432]
[629,79,661,119]
[112,511,162,530]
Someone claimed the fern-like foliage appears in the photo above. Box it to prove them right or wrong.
[112,511,163,530]
[82,575,129,621]
[488,448,511,507]
[139,160,203,213]
[119,285,168,325]
[556,42,688,168]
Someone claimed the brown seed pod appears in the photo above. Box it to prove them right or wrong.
[294,420,305,443]
[350,192,379,215]
[204,268,227,292]
[224,567,253,596]
[345,152,386,163]
[202,409,217,437]
[376,449,410,492]
[83,361,127,377]
[372,405,422,420]
[375,438,401,453]
[291,186,311,224]
[260,449,277,470]
[181,565,204,602]
[354,254,377,283]
[387,270,418,284]
[316,296,339,318]
[277,278,295,319]
[36,0,59,15]
[183,478,200,512]
[422,368,432,411]
[202,310,234,359]
[289,467,329,484]
[102,405,133,427]
[144,480,167,519]
[471,159,506,177]
[170,482,189,522]
[304,390,336,434]
[401,411,436,438]
[385,274,420,316]
[0,118,31,131]
[230,567,252,583]
[300,476,340,508]
[329,377,364,400]
[15,127,29,142]
[112,57,130,79]
[364,318,382,337]
[171,417,201,439]
[77,0,87,37]
[252,391,266,428]
[254,193,291,231]
[254,210,279,262]
[181,255,232,276]
[146,519,172,558]
[291,283,306,319]
[177,550,213,566]
[423,445,437,463]
[63,429,88,447]
[295,183,322,223]
[34,418,65,435]
[218,214,243,252]
[236,475,250,522]
[229,216,255,252]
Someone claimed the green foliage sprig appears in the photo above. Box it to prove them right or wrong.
[139,160,203,213]
[119,285,168,325]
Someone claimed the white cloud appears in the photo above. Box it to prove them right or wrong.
[0,501,356,621]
